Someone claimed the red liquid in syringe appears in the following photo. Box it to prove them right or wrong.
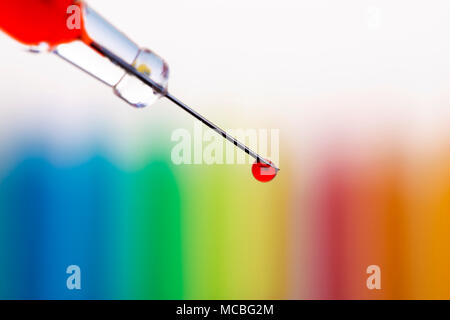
[0,0,88,47]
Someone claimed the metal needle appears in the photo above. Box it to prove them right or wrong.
[91,42,279,171]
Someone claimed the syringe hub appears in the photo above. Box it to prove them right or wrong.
[114,48,169,108]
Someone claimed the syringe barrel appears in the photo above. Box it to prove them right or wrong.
[54,2,169,108]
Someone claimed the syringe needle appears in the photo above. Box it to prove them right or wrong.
[164,93,279,171]
[90,42,279,172]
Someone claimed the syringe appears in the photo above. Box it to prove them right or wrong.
[0,0,279,179]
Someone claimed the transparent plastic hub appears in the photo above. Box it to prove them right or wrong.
[114,49,169,108]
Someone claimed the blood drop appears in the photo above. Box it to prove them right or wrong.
[0,0,85,47]
[252,160,278,182]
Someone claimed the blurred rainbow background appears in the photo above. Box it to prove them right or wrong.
[0,0,450,299]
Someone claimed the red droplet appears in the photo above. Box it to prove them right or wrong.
[252,160,278,182]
